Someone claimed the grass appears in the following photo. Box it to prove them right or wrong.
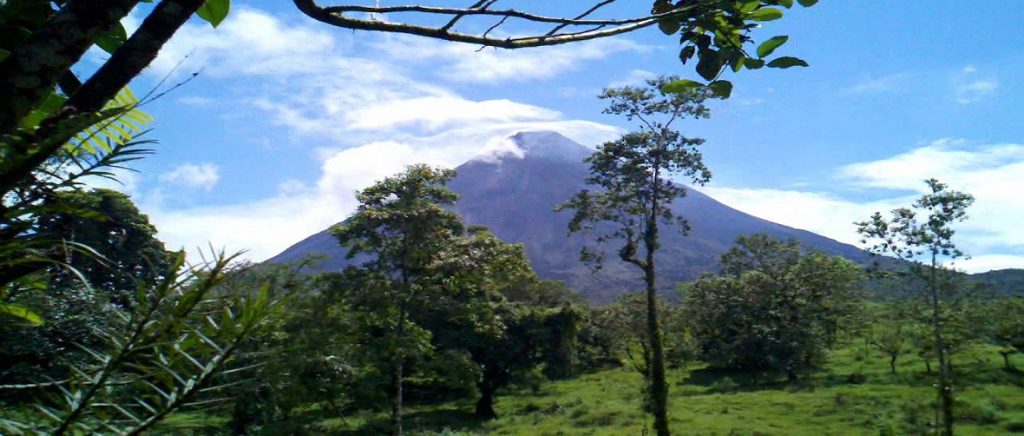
[8,344,1020,434]
[316,344,1024,435]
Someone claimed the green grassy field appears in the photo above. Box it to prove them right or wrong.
[299,344,1024,435]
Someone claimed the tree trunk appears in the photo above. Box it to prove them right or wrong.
[924,358,932,374]
[0,0,209,198]
[643,189,670,436]
[475,379,497,419]
[1001,352,1012,371]
[929,256,954,436]
[890,355,897,374]
[391,359,404,436]
[68,0,207,113]
[391,300,407,436]
[645,261,670,436]
[0,0,139,133]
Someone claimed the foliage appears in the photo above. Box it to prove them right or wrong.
[583,293,694,377]
[683,234,862,378]
[0,250,280,435]
[982,297,1024,370]
[857,178,975,436]
[38,188,176,305]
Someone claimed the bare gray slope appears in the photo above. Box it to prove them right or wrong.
[271,131,871,303]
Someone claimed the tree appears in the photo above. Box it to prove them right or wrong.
[857,178,975,436]
[984,298,1024,371]
[333,164,465,435]
[1,188,175,382]
[558,76,713,436]
[871,304,909,375]
[683,234,862,378]
[38,188,175,305]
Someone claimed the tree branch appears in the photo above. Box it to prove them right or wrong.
[293,0,705,49]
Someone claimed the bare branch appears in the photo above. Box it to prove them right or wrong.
[546,0,617,37]
[293,0,706,49]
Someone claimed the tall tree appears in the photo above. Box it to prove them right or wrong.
[333,164,464,436]
[857,178,974,436]
[558,76,712,436]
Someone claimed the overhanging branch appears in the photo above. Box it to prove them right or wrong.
[293,0,704,49]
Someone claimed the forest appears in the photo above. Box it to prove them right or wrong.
[1,1,1022,435]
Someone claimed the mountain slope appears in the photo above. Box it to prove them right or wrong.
[271,131,872,303]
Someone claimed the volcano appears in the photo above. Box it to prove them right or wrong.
[270,131,872,303]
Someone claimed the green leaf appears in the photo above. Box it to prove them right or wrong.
[95,23,127,54]
[196,0,231,28]
[0,48,9,63]
[777,0,795,7]
[679,45,696,64]
[739,1,760,13]
[757,36,789,59]
[767,56,809,68]
[748,7,784,21]
[743,58,766,69]
[797,0,819,6]
[658,16,681,35]
[0,303,43,326]
[661,79,705,94]
[696,50,724,81]
[708,80,733,99]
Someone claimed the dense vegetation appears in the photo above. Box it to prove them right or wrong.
[2,1,1021,435]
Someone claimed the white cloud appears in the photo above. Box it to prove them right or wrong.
[343,97,560,132]
[953,66,998,104]
[701,187,903,247]
[705,139,1024,273]
[955,79,998,104]
[177,96,214,107]
[608,69,658,88]
[159,163,220,191]
[372,35,648,83]
[843,72,911,95]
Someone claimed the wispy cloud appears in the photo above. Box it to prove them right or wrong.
[955,79,998,104]
[842,73,911,95]
[160,163,220,191]
[953,65,998,104]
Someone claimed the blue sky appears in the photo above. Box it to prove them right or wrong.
[88,1,1024,272]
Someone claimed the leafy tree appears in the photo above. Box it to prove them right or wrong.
[983,298,1024,370]
[683,234,862,378]
[333,164,466,435]
[585,293,693,379]
[558,76,713,436]
[870,305,910,374]
[38,188,175,305]
[857,178,974,436]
